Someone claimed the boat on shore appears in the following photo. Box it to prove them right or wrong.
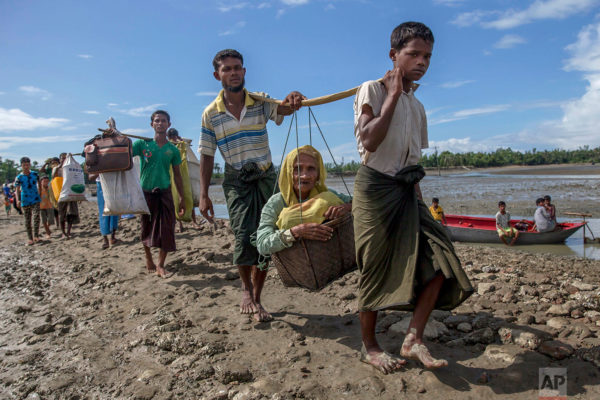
[444,214,586,245]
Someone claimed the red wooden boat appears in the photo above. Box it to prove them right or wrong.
[444,214,586,245]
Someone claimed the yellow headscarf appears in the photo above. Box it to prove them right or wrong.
[276,145,344,229]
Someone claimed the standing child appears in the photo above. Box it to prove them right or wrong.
[495,200,519,245]
[4,194,10,217]
[14,157,41,245]
[429,197,447,224]
[38,176,54,239]
[352,22,473,374]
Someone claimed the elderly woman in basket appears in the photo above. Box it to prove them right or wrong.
[256,145,352,259]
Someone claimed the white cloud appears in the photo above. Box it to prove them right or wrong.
[108,103,119,107]
[276,9,286,18]
[257,2,271,9]
[430,104,510,125]
[19,86,52,100]
[451,10,497,27]
[281,0,309,5]
[485,0,599,29]
[440,80,475,89]
[430,22,600,152]
[117,104,166,117]
[77,54,93,59]
[82,110,99,115]
[219,21,246,36]
[0,135,87,151]
[0,108,69,132]
[425,137,492,153]
[218,2,249,12]
[494,34,527,49]
[324,3,335,10]
[195,91,219,96]
[453,0,600,29]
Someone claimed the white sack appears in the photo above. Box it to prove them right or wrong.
[59,154,87,202]
[187,145,201,207]
[99,156,149,215]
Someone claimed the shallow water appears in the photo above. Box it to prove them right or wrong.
[199,171,600,260]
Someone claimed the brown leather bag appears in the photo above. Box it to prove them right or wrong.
[84,133,133,173]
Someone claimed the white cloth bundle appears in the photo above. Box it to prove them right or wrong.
[99,156,149,215]
[59,154,87,202]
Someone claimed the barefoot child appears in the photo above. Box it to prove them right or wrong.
[38,176,54,239]
[52,154,80,239]
[133,110,186,278]
[496,201,519,245]
[15,157,41,245]
[353,22,473,374]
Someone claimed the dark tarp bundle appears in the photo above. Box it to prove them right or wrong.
[352,164,473,312]
[224,163,277,266]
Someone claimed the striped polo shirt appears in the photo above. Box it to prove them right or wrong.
[200,89,283,170]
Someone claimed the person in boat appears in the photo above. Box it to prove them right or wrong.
[429,197,447,225]
[496,201,519,245]
[198,49,305,322]
[353,22,473,374]
[255,145,352,258]
[534,197,556,232]
[544,195,557,224]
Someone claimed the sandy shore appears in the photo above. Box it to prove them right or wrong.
[1,202,600,399]
[426,163,600,177]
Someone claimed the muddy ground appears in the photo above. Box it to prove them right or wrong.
[1,202,600,399]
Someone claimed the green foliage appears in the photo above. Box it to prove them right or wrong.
[418,146,600,169]
[0,157,21,184]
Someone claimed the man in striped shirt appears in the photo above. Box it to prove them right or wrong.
[199,49,304,322]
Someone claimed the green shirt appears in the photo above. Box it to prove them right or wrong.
[132,139,182,191]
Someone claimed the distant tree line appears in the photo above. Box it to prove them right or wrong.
[2,146,598,183]
[419,146,600,169]
[324,146,600,173]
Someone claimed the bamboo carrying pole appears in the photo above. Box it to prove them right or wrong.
[96,128,192,143]
[248,79,385,107]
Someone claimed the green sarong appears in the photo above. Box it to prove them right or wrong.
[224,163,277,266]
[353,165,473,312]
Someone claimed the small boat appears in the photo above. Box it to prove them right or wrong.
[444,214,586,245]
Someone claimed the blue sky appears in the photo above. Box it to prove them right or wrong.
[2,0,600,166]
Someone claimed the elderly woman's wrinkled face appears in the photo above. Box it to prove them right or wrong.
[293,153,319,199]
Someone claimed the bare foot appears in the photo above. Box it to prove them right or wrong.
[145,259,157,273]
[240,290,256,314]
[156,265,173,278]
[253,304,273,322]
[401,330,448,369]
[102,241,109,250]
[360,344,406,374]
[110,238,121,245]
[46,234,52,240]
[27,240,34,246]
[34,237,40,243]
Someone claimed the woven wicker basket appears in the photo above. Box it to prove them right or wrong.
[271,213,357,291]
